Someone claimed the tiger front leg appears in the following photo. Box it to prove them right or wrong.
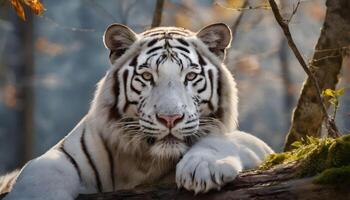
[4,150,81,200]
[176,131,273,194]
[176,138,242,194]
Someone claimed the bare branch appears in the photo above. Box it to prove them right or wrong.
[286,0,301,23]
[86,0,117,23]
[214,1,271,11]
[230,0,248,42]
[268,0,340,139]
[151,0,165,28]
[40,16,95,32]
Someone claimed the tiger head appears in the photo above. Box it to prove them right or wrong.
[91,23,238,159]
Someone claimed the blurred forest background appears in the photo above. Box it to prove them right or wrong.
[0,0,349,175]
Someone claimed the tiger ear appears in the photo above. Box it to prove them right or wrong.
[103,24,137,63]
[196,23,232,60]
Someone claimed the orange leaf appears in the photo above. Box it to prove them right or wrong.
[23,0,45,16]
[10,0,26,20]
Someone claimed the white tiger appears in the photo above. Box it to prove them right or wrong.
[0,23,273,199]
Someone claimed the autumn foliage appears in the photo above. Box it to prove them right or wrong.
[10,0,45,20]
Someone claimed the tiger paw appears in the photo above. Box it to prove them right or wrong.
[175,150,241,194]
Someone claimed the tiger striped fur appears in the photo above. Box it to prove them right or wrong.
[1,23,273,199]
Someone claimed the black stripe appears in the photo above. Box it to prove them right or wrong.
[193,77,204,87]
[147,46,163,54]
[214,70,224,120]
[140,118,155,125]
[201,100,214,111]
[196,50,207,66]
[156,54,167,73]
[208,69,215,111]
[59,143,82,182]
[174,46,190,53]
[134,77,146,87]
[177,38,189,46]
[143,29,189,35]
[181,125,198,130]
[147,38,158,47]
[142,126,159,131]
[153,32,188,37]
[129,55,139,67]
[197,75,207,94]
[193,95,200,104]
[109,48,127,61]
[185,118,198,124]
[180,52,192,63]
[121,66,139,110]
[130,77,142,95]
[144,31,189,37]
[145,53,157,64]
[131,86,141,95]
[109,70,122,121]
[190,63,199,69]
[100,135,115,190]
[123,70,130,112]
[179,53,201,72]
[81,129,103,192]
[139,64,150,70]
[137,98,147,112]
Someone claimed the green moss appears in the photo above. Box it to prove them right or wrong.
[327,136,350,167]
[259,136,334,171]
[299,141,331,177]
[259,153,289,169]
[313,165,350,186]
[259,135,350,184]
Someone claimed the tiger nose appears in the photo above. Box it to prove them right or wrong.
[156,113,184,128]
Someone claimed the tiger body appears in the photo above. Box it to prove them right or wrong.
[1,23,273,200]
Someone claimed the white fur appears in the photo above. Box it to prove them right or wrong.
[176,131,273,193]
[4,150,80,200]
[2,24,274,199]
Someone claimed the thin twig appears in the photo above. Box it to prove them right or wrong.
[268,0,340,138]
[41,16,95,32]
[151,0,165,28]
[286,0,301,23]
[215,1,271,11]
[86,0,117,22]
[230,0,248,41]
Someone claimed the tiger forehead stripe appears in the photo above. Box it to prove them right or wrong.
[147,38,159,47]
[142,28,192,36]
[176,38,189,46]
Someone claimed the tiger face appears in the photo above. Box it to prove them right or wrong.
[100,23,237,159]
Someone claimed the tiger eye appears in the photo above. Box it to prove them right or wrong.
[185,72,197,81]
[142,72,153,81]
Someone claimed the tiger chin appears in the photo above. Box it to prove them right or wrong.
[0,23,274,199]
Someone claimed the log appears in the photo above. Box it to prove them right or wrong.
[1,163,348,200]
[76,163,348,200]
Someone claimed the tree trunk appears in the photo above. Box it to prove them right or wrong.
[151,0,165,28]
[15,13,35,165]
[285,0,350,150]
[4,12,35,165]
